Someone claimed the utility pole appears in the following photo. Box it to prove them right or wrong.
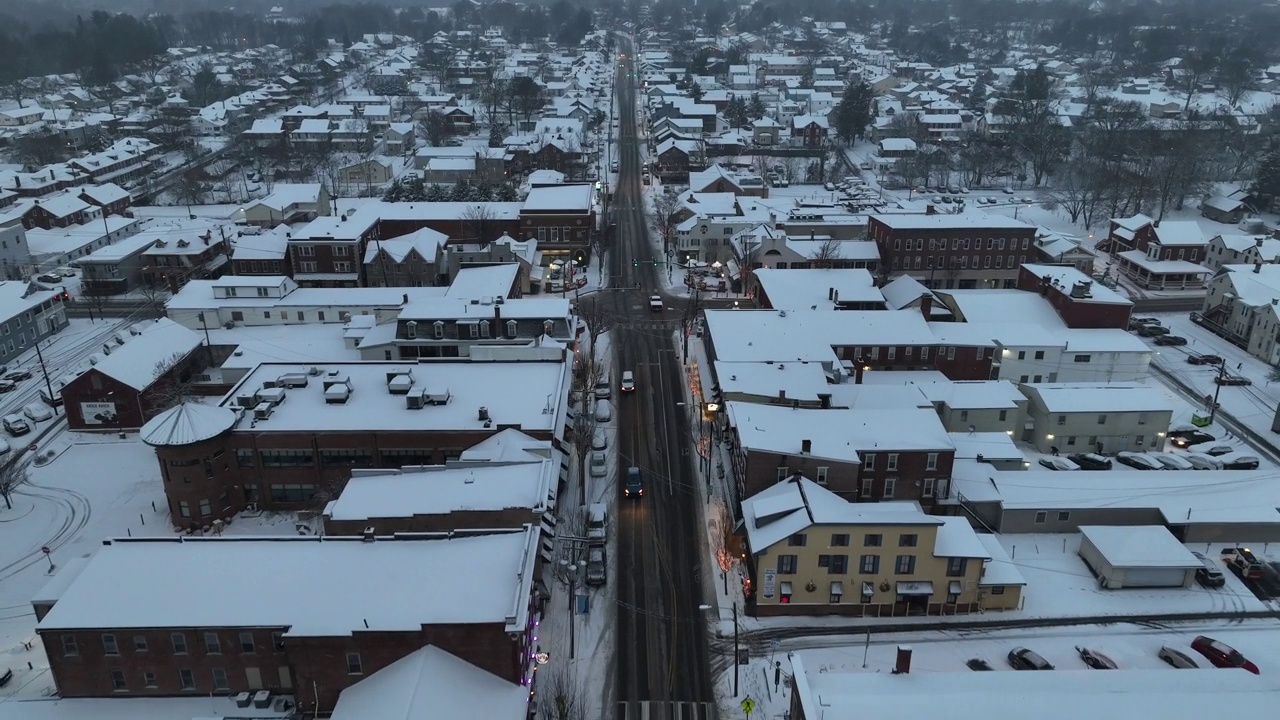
[1210,359,1227,424]
[733,601,740,697]
[34,338,57,416]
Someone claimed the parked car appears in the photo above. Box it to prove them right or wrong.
[1170,430,1215,448]
[1115,451,1164,470]
[0,381,15,394]
[1154,335,1188,346]
[589,450,608,478]
[1190,635,1259,673]
[1007,647,1054,670]
[585,546,606,586]
[0,438,10,455]
[1187,354,1224,366]
[3,369,31,382]
[1068,453,1112,470]
[824,182,835,191]
[1192,552,1226,588]
[1149,452,1195,471]
[1039,456,1080,471]
[1183,453,1223,471]
[1222,455,1260,470]
[586,503,607,542]
[1076,646,1118,669]
[1136,324,1171,337]
[594,378,611,401]
[36,273,61,284]
[1,414,29,436]
[966,658,994,671]
[1158,646,1200,669]
[1215,374,1252,386]
[1221,547,1264,579]
[591,429,608,451]
[1202,444,1235,457]
[23,403,52,422]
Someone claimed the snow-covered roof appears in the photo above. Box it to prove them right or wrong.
[879,275,936,311]
[1021,382,1174,414]
[871,212,1036,231]
[77,183,130,206]
[879,138,917,152]
[364,226,448,264]
[219,360,568,434]
[754,268,883,310]
[1152,220,1205,246]
[727,402,953,462]
[1079,525,1200,569]
[37,528,540,635]
[742,477,940,551]
[324,454,555,522]
[933,516,993,559]
[0,696,295,720]
[791,654,1280,719]
[140,402,237,446]
[330,645,528,720]
[256,183,323,211]
[714,360,835,402]
[915,379,1025,410]
[1019,264,1130,305]
[522,183,593,212]
[89,319,203,391]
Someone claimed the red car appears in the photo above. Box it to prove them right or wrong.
[1191,636,1259,674]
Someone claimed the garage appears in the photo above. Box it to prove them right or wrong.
[1077,525,1200,589]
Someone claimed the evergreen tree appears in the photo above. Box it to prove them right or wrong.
[1250,140,1280,205]
[831,82,872,144]
[749,93,766,120]
[969,82,988,113]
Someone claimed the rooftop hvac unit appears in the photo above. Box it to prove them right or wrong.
[253,402,275,420]
[322,372,351,390]
[128,326,143,336]
[277,373,309,388]
[223,321,236,329]
[307,366,322,376]
[425,385,450,405]
[324,383,351,404]
[388,374,414,394]
[405,387,428,409]
[236,394,258,408]
[113,333,126,345]
[256,387,286,406]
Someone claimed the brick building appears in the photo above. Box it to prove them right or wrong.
[33,528,541,715]
[23,193,100,230]
[1015,264,1133,330]
[321,429,558,536]
[141,230,231,293]
[725,401,955,507]
[78,183,132,218]
[867,213,1039,289]
[140,356,571,528]
[1104,216,1209,290]
[59,319,208,431]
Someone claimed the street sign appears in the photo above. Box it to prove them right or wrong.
[741,697,756,715]
[41,546,50,555]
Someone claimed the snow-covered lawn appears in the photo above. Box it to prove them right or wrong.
[0,436,316,700]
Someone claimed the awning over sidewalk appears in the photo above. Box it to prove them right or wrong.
[896,581,934,596]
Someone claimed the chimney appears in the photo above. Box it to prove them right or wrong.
[828,287,834,301]
[817,393,831,408]
[362,527,376,542]
[925,203,936,215]
[854,362,865,385]
[919,295,933,319]
[778,389,786,401]
[494,303,502,326]
[894,645,913,674]
[801,438,812,454]
[1257,237,1265,248]
[810,230,815,240]
[1039,275,1051,296]
[1255,261,1263,274]
[833,289,839,304]
[402,293,409,304]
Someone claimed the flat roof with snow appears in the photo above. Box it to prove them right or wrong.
[324,460,555,522]
[870,212,1036,231]
[753,268,884,310]
[220,360,569,434]
[1022,382,1175,414]
[522,184,593,212]
[36,529,539,635]
[1079,525,1200,568]
[791,655,1280,720]
[727,402,953,462]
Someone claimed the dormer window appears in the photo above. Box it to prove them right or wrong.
[507,319,518,338]
[406,320,417,339]
[543,320,554,335]
[433,320,444,338]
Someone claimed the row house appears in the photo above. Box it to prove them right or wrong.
[364,295,573,361]
[725,401,956,509]
[78,184,132,218]
[363,227,449,288]
[32,529,540,715]
[791,116,830,148]
[1203,233,1280,271]
[141,231,231,293]
[23,194,101,230]
[287,214,381,287]
[229,226,292,277]
[867,213,1039,290]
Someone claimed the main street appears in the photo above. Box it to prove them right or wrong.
[590,35,716,720]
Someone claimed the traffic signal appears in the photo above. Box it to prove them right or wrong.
[632,260,639,267]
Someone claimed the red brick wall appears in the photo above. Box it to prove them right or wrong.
[867,217,1037,276]
[738,448,952,507]
[323,507,540,536]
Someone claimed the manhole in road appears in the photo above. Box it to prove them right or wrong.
[630,305,642,311]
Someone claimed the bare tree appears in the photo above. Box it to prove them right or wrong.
[538,668,584,720]
[136,281,169,319]
[710,499,739,594]
[808,237,844,268]
[1044,159,1106,229]
[570,394,599,503]
[0,459,28,510]
[651,191,682,256]
[461,203,497,242]
[149,351,200,412]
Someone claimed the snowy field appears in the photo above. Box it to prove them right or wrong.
[0,435,308,700]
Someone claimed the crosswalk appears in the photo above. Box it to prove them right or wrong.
[615,701,717,720]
